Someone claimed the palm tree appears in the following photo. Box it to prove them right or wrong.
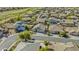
[47,22,50,35]
[44,20,48,25]
[44,20,50,34]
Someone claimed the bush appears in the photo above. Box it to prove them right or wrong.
[19,31,31,42]
[39,46,49,51]
[24,25,29,31]
[59,31,69,38]
[24,31,31,40]
[19,32,25,39]
[44,41,49,46]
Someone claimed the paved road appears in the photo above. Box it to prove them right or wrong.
[32,35,79,43]
[15,35,79,51]
[20,43,40,51]
[20,35,79,51]
[14,42,27,51]
[15,42,40,51]
[0,34,18,51]
[0,32,79,51]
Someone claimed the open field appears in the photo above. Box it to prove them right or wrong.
[0,8,37,24]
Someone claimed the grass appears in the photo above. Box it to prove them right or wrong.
[0,9,27,20]
[0,8,27,25]
[0,8,38,25]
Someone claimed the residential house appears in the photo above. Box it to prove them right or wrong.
[36,18,47,23]
[48,17,60,24]
[49,24,63,34]
[32,23,47,33]
[60,19,78,27]
[36,13,48,23]
[3,23,16,35]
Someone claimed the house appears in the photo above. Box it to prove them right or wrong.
[48,17,60,24]
[4,23,15,29]
[3,23,16,35]
[49,24,63,34]
[40,13,48,18]
[60,19,78,27]
[36,18,48,23]
[65,27,78,33]
[23,14,32,18]
[22,17,33,25]
[32,23,47,33]
[59,13,66,19]
[36,13,48,23]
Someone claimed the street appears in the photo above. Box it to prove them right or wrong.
[0,34,18,50]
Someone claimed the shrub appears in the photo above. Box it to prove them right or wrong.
[59,31,69,38]
[44,41,49,46]
[19,31,31,42]
[24,24,30,31]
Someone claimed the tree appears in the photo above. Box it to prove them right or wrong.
[44,20,50,34]
[47,22,50,35]
[19,31,31,42]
